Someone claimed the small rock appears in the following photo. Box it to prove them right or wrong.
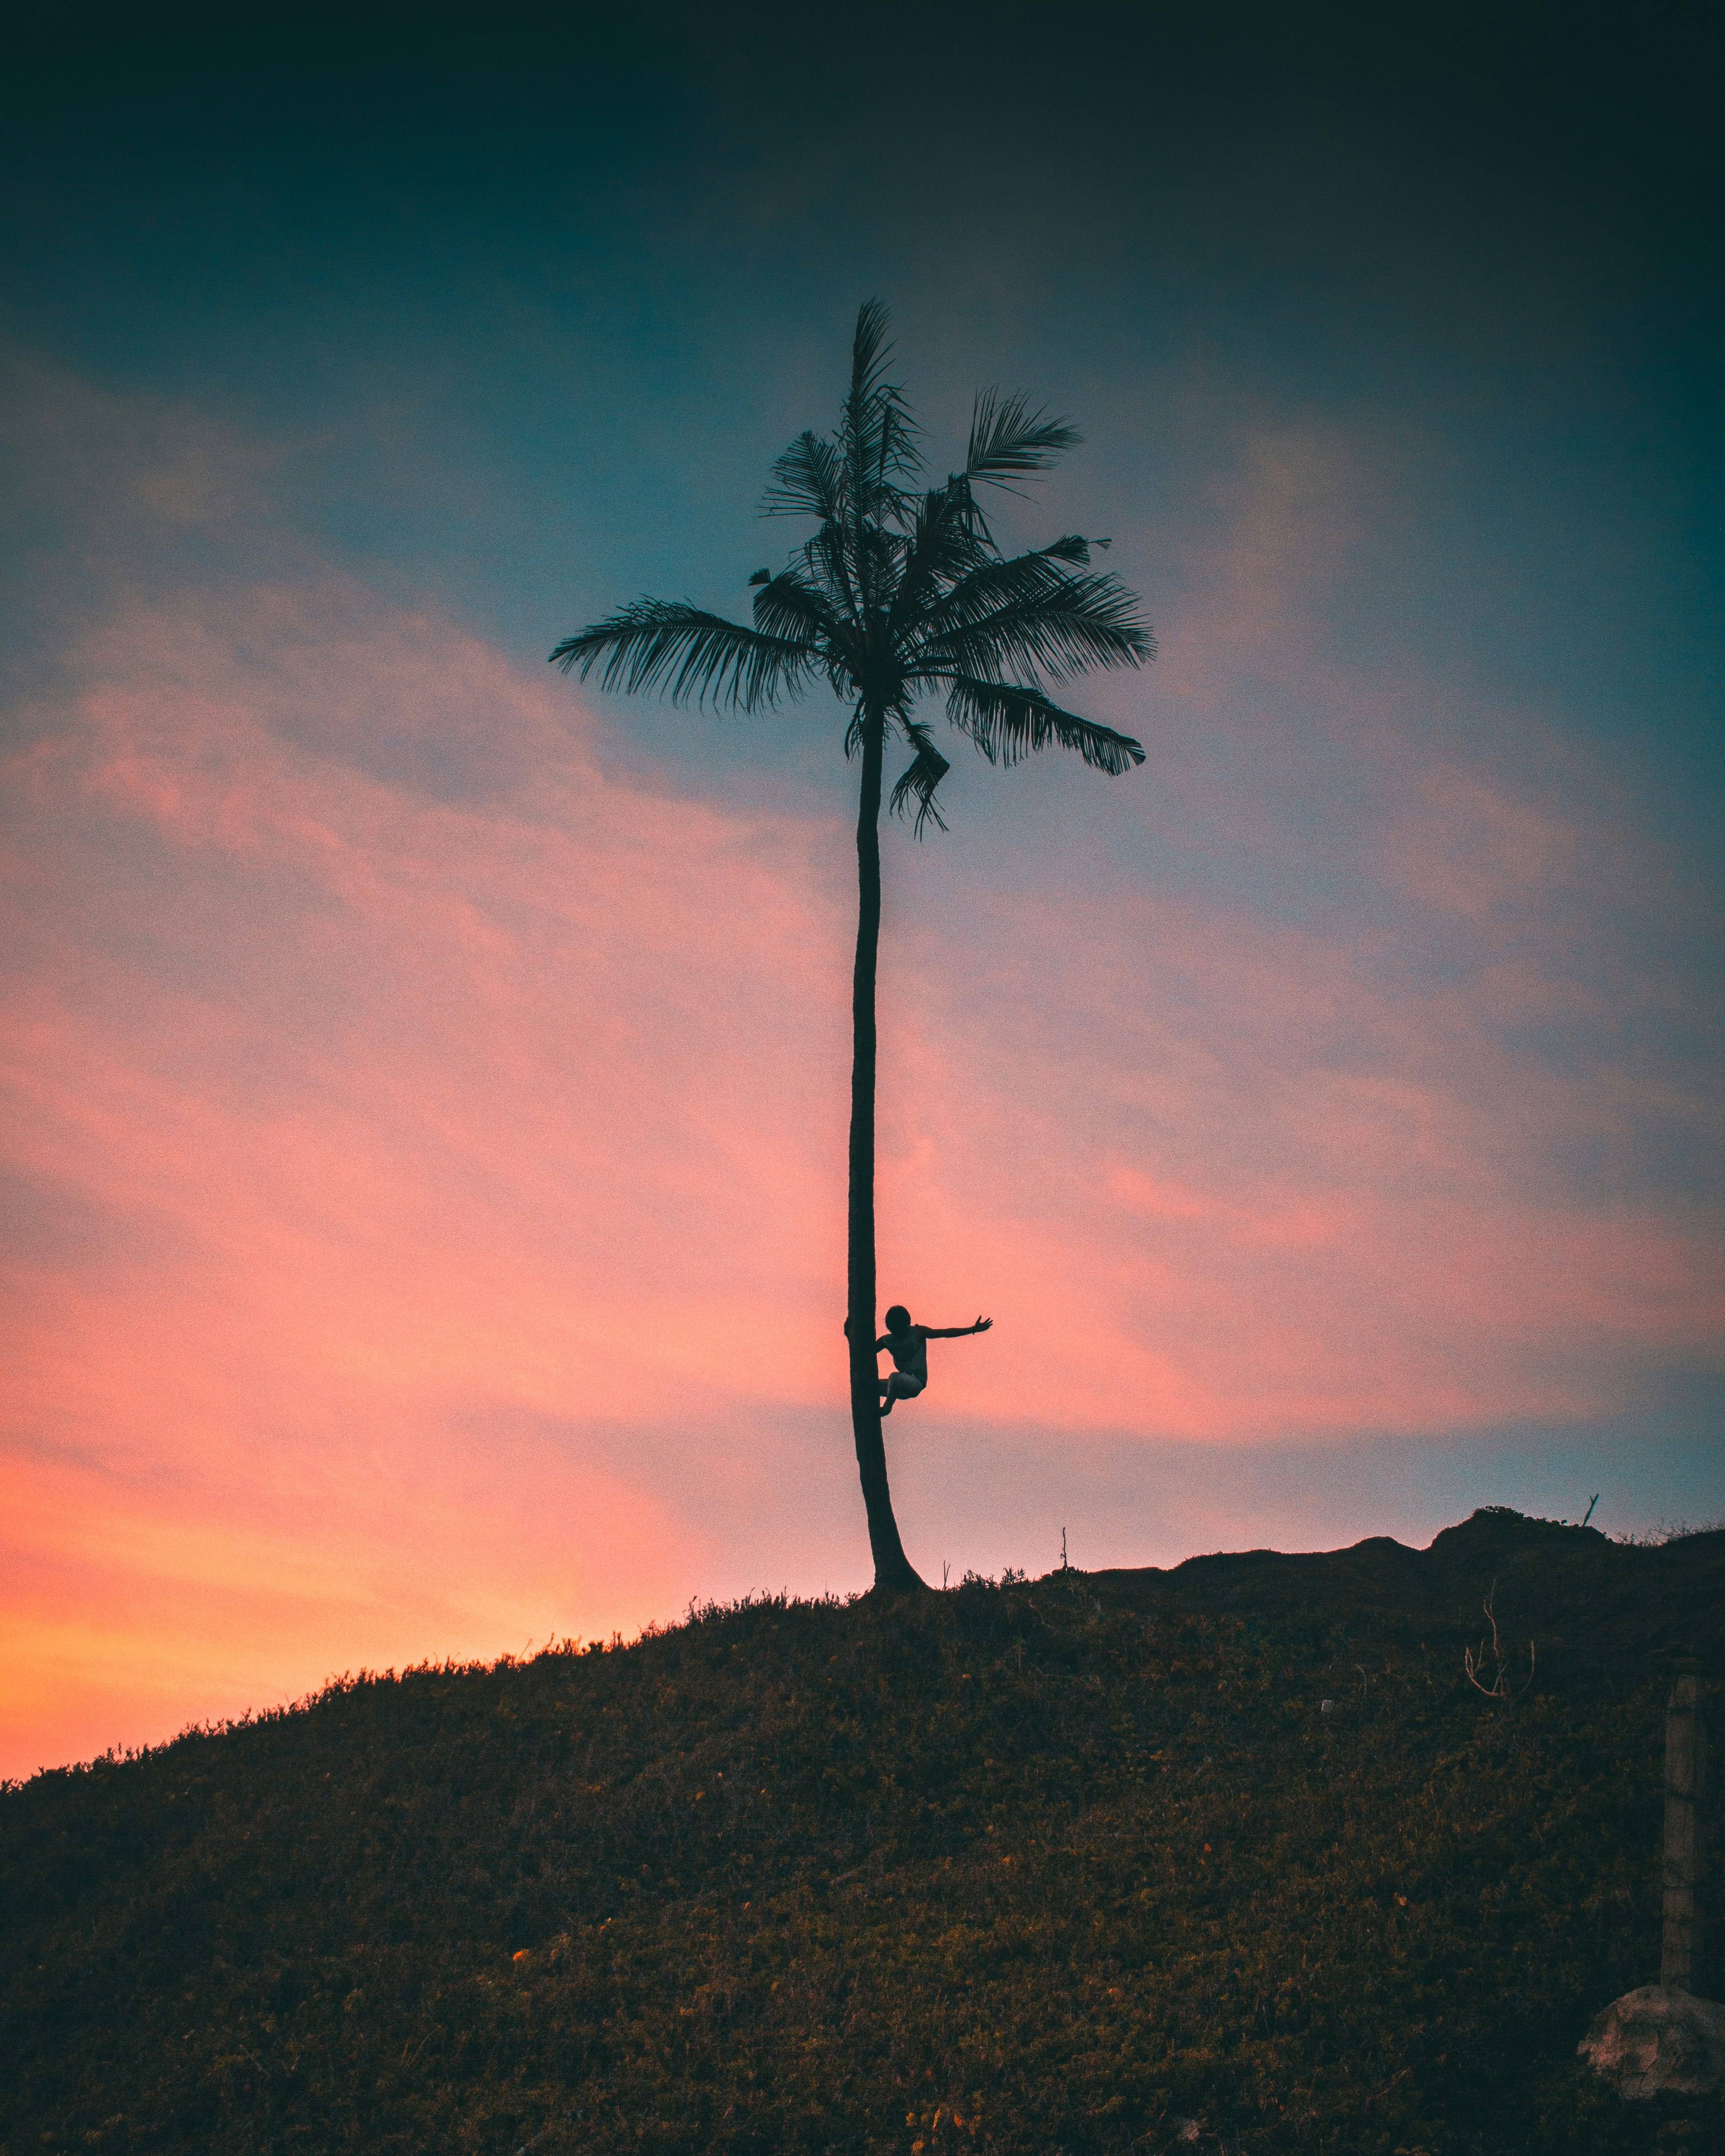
[1577,1986,1725,2099]
[1319,1699,1335,1715]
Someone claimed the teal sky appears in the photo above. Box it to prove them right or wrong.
[7,3,1720,769]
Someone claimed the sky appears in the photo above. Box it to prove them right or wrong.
[2,0,1721,1780]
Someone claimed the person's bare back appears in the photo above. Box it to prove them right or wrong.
[873,1304,992,1416]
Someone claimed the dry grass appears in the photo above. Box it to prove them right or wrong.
[3,1510,1720,2154]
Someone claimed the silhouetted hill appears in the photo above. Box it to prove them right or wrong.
[3,1510,1720,2156]
[1095,1506,1724,1672]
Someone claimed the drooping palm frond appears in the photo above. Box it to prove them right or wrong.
[941,676,1146,774]
[549,601,817,711]
[911,566,1154,683]
[966,391,1081,493]
[887,713,952,837]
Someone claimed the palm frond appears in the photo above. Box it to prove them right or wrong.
[841,301,921,533]
[549,601,816,710]
[800,521,865,626]
[941,677,1146,775]
[906,547,1068,635]
[1038,534,1099,564]
[912,564,1154,682]
[850,299,896,406]
[763,430,845,522]
[750,566,847,651]
[857,519,909,610]
[887,480,993,635]
[909,547,1132,639]
[966,391,1081,494]
[887,714,952,836]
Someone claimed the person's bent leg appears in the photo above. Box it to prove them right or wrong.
[883,1372,923,1414]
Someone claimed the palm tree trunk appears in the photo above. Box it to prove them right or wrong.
[847,707,925,1594]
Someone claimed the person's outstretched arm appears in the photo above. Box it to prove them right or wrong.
[923,1317,993,1339]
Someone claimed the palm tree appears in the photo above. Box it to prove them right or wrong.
[551,302,1152,1594]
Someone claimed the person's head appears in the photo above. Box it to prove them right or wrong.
[884,1305,912,1334]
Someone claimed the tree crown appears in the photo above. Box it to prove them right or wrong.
[551,301,1153,831]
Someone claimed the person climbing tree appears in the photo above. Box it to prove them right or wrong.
[844,1308,994,1415]
[873,1306,993,1417]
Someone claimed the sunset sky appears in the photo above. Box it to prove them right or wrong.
[3,1,1720,1781]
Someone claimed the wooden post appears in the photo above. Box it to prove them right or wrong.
[1660,1663,1705,1992]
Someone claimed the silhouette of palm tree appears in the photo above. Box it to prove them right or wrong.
[552,302,1152,1593]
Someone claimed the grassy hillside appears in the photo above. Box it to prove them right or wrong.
[3,1508,1721,2156]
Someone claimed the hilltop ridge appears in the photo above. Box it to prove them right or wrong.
[3,1509,1719,2156]
[1091,1506,1723,1672]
